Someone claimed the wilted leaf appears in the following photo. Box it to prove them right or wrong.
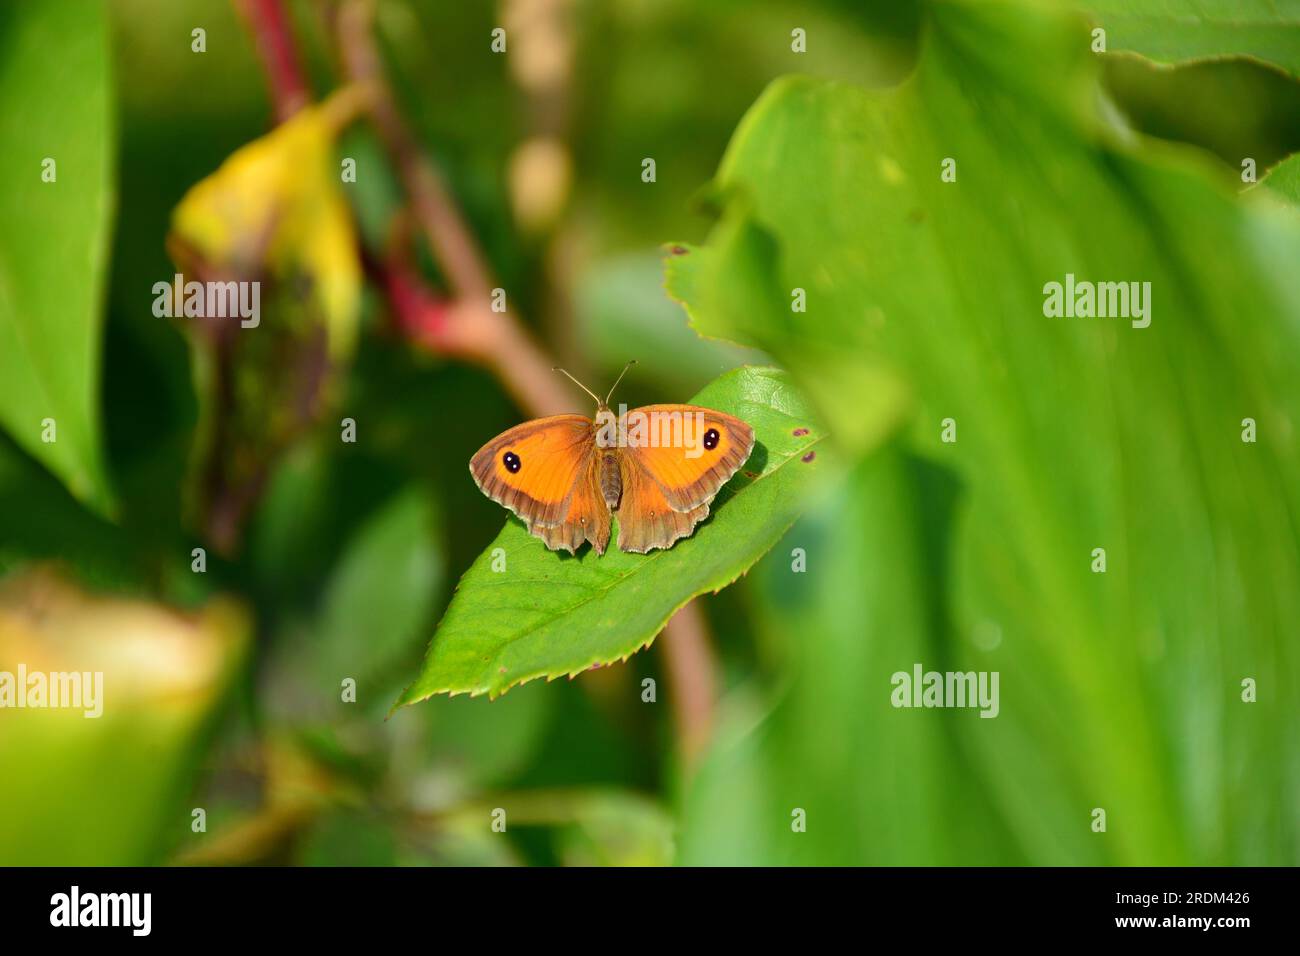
[168,92,366,553]
[169,93,364,359]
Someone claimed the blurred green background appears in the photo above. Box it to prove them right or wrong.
[0,0,1297,866]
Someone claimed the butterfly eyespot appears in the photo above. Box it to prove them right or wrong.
[703,428,720,450]
[502,451,521,473]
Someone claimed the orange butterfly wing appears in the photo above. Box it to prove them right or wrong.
[537,462,612,555]
[616,454,711,553]
[621,405,755,512]
[470,403,754,556]
[613,404,754,553]
[469,415,594,528]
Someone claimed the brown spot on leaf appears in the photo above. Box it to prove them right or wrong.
[792,427,809,437]
[801,451,816,463]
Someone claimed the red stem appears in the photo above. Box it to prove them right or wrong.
[236,0,313,120]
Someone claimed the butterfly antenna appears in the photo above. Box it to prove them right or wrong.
[552,367,603,406]
[604,360,637,405]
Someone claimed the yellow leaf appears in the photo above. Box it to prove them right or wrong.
[169,93,364,359]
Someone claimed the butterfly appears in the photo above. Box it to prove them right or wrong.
[470,363,755,554]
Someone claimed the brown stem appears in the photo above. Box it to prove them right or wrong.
[335,0,488,299]
[660,602,718,769]
[335,0,573,416]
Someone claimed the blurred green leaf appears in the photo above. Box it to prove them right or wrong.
[0,440,141,592]
[0,0,115,512]
[1101,54,1300,174]
[1077,0,1300,77]
[300,810,398,867]
[671,0,1300,863]
[316,487,443,697]
[396,367,829,704]
[574,251,765,395]
[550,791,675,867]
[467,789,674,867]
[0,570,249,865]
[681,450,1019,864]
[247,440,338,596]
[417,681,554,791]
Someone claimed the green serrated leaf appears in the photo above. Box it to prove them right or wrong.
[395,366,837,706]
[0,0,115,513]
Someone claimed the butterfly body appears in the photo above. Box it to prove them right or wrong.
[470,399,754,555]
[597,448,622,510]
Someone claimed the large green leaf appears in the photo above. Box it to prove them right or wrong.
[0,0,115,512]
[395,367,830,705]
[681,450,983,865]
[670,0,1300,864]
